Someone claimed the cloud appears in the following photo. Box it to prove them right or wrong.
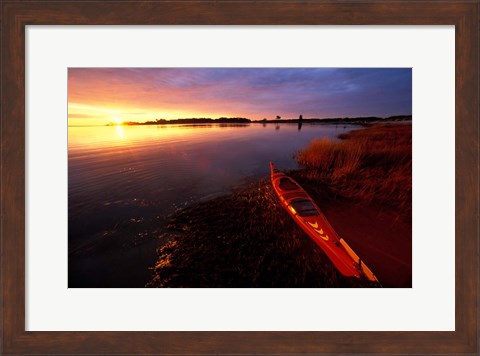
[68,113,97,119]
[68,68,412,123]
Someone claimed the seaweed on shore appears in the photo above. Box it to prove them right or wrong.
[147,179,379,288]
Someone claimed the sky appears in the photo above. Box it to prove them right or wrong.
[68,68,412,126]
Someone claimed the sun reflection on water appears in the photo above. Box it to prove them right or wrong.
[116,125,124,139]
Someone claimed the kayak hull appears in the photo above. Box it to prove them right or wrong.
[270,162,378,282]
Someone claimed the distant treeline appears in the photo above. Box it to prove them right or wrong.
[106,115,411,126]
[254,115,412,124]
[107,117,251,126]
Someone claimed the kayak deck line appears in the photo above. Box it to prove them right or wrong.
[269,161,379,283]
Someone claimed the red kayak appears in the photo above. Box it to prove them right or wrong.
[270,162,378,282]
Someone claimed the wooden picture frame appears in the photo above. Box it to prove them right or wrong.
[1,1,478,354]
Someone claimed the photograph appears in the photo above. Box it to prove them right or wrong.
[68,67,412,288]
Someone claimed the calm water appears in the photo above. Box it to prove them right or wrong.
[68,123,354,287]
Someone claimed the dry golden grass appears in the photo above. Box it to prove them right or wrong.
[295,124,412,213]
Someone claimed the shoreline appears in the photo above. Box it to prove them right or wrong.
[148,124,412,288]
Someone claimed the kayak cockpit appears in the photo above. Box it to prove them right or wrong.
[289,198,319,217]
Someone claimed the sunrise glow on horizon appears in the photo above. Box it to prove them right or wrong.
[68,68,412,126]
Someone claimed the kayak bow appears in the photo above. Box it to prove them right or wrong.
[270,162,378,282]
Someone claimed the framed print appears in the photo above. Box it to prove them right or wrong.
[1,1,478,355]
[27,27,447,332]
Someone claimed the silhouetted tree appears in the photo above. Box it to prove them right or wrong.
[276,115,281,120]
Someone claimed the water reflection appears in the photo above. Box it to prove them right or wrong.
[116,125,124,139]
[68,123,354,287]
[69,123,352,220]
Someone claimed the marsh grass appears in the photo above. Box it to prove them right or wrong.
[295,124,412,214]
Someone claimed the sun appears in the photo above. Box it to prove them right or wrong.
[113,116,122,125]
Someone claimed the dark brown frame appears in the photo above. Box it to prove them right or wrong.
[1,1,478,354]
